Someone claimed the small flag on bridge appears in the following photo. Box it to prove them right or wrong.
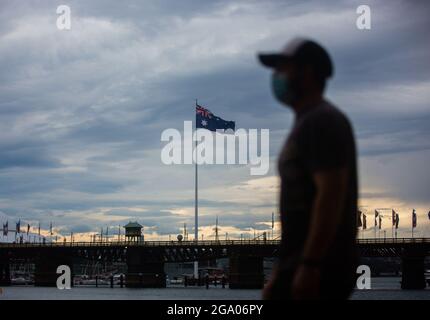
[2,221,8,236]
[196,104,235,132]
[374,210,379,227]
[412,209,417,228]
[379,215,382,230]
[392,209,396,226]
[363,214,367,230]
[357,210,362,228]
[395,213,400,229]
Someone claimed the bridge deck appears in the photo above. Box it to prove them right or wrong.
[0,239,281,249]
[0,238,429,249]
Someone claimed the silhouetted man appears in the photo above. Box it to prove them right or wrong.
[258,38,358,299]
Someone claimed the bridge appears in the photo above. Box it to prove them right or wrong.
[0,238,429,289]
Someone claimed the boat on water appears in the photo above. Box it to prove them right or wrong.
[11,276,31,285]
[73,274,123,286]
[113,273,125,285]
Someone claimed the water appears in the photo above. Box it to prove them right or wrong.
[1,278,429,300]
[0,286,261,300]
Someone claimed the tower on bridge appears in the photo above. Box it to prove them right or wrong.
[124,222,144,243]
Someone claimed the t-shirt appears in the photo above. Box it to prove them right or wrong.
[277,100,358,272]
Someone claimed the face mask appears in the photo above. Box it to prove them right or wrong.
[271,72,296,106]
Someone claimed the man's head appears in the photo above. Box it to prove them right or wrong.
[258,38,333,108]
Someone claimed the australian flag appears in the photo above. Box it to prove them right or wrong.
[196,104,235,132]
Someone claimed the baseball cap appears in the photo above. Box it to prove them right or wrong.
[258,38,334,79]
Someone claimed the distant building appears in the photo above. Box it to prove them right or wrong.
[123,222,144,242]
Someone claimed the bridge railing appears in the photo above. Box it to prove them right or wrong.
[0,239,282,248]
[1,238,429,249]
[357,238,430,245]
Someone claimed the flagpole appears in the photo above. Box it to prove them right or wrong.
[194,99,199,279]
[271,212,274,240]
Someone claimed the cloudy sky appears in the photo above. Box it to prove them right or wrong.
[0,0,429,241]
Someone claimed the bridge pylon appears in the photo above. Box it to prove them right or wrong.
[34,248,74,287]
[126,247,166,288]
[228,249,264,289]
[0,254,11,286]
[401,247,426,290]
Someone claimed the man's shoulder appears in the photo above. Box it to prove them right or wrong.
[303,100,352,130]
[308,100,345,119]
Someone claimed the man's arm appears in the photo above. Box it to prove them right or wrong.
[302,166,349,262]
[290,166,348,299]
